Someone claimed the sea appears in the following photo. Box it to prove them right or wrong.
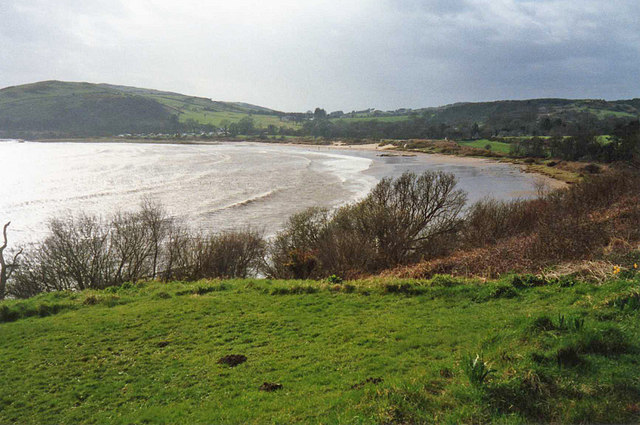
[0,140,553,247]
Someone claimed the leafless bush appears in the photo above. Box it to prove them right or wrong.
[162,228,265,280]
[263,208,329,279]
[266,171,467,278]
[462,198,541,248]
[8,203,265,298]
[140,198,171,279]
[110,211,154,284]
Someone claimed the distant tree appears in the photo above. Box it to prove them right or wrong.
[237,117,255,135]
[219,119,231,136]
[539,117,552,133]
[183,118,200,133]
[313,108,327,120]
[0,222,22,300]
[167,114,181,131]
[471,122,480,139]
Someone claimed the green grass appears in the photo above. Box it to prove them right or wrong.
[331,115,411,124]
[178,109,299,128]
[596,135,615,145]
[1,276,639,424]
[574,107,637,119]
[458,139,512,153]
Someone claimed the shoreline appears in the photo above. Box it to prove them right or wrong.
[278,141,569,190]
[6,137,570,189]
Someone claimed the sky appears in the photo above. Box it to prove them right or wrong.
[1,0,639,112]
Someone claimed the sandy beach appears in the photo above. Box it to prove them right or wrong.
[281,141,568,190]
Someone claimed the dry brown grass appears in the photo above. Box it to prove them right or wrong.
[540,261,617,283]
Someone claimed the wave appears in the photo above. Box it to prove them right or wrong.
[213,188,282,212]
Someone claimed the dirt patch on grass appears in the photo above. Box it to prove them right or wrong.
[351,377,384,389]
[259,382,283,392]
[217,354,247,367]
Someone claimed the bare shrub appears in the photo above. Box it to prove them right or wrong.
[140,198,171,279]
[205,229,265,278]
[8,203,266,297]
[110,211,154,284]
[267,171,467,277]
[314,203,379,277]
[161,228,265,281]
[361,171,466,266]
[263,208,329,279]
[41,214,114,290]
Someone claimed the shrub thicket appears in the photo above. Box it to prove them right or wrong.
[8,204,264,298]
[266,171,466,278]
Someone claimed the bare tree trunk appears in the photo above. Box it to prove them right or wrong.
[0,222,22,300]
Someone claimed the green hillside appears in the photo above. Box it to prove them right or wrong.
[98,83,291,128]
[336,98,640,125]
[1,81,638,139]
[0,81,292,138]
[1,276,639,424]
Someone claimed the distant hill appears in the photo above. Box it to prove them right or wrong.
[338,98,640,125]
[0,80,638,139]
[0,81,286,138]
[323,98,640,140]
[420,98,640,123]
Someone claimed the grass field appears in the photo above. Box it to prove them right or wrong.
[575,107,637,119]
[331,115,412,124]
[458,139,512,153]
[1,275,639,424]
[179,110,298,129]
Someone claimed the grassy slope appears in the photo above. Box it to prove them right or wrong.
[0,81,173,135]
[1,277,639,424]
[0,81,297,134]
[130,88,297,129]
[458,139,512,153]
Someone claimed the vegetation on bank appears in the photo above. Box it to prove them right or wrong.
[3,170,639,299]
[1,275,639,424]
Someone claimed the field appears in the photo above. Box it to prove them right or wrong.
[178,109,298,128]
[331,115,411,124]
[575,107,636,119]
[1,276,639,424]
[148,92,299,129]
[458,139,512,153]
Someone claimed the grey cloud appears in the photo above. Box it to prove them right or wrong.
[0,0,638,111]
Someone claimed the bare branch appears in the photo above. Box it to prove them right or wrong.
[1,221,10,252]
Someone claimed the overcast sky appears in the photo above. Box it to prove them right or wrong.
[1,0,639,111]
